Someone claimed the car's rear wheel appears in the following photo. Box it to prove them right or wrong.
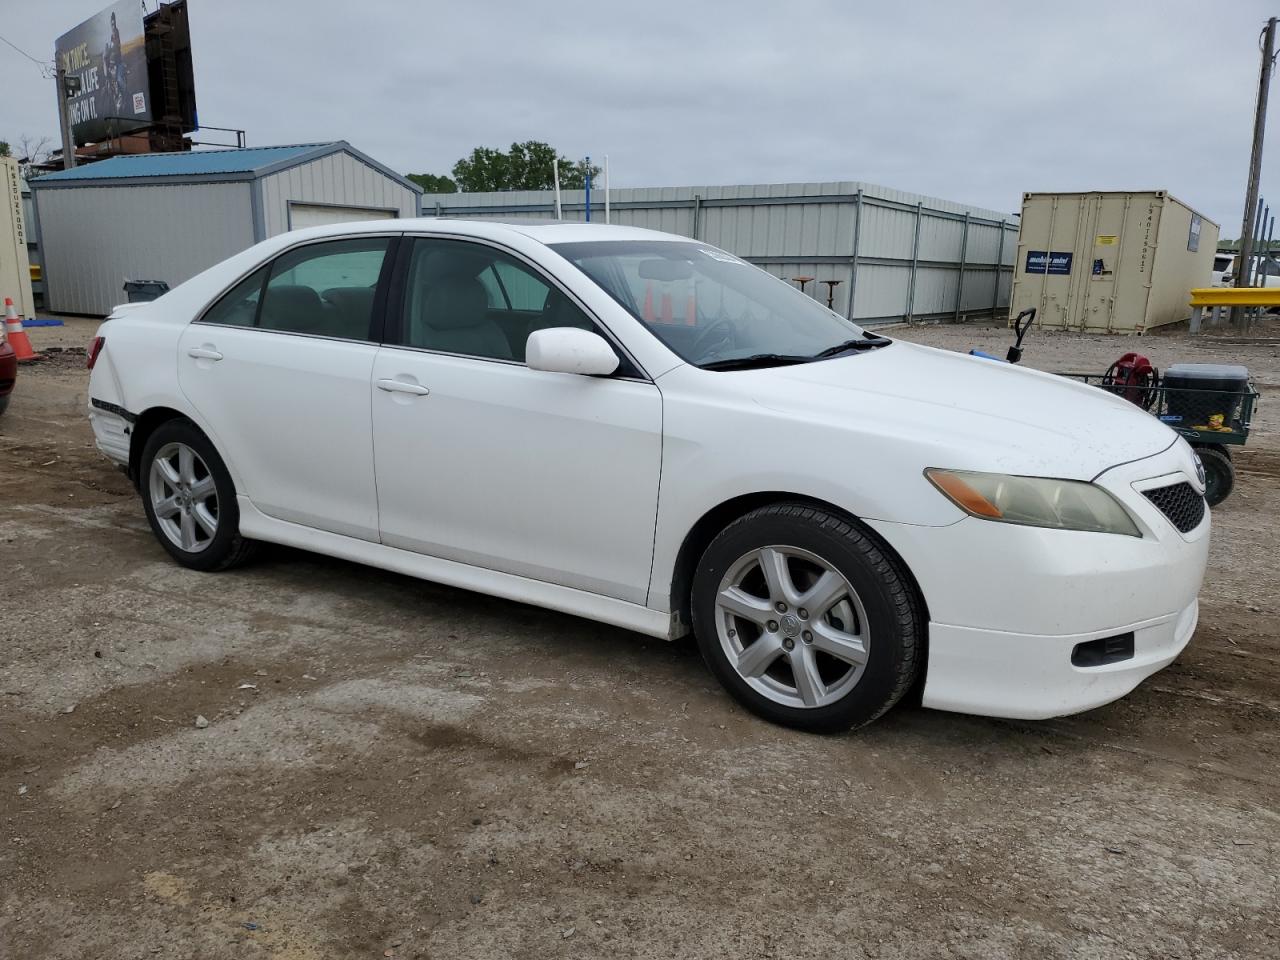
[691,503,921,733]
[140,419,256,571]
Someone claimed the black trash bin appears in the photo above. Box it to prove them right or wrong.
[1161,363,1251,432]
[122,279,171,303]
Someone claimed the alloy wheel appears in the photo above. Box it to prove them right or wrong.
[148,441,219,553]
[714,545,870,709]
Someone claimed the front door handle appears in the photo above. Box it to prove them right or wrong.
[376,378,430,396]
[187,346,223,361]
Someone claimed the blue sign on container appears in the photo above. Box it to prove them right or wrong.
[1026,250,1073,275]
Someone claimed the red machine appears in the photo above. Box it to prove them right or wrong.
[1101,352,1158,409]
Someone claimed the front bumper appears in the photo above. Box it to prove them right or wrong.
[921,599,1198,719]
[867,440,1210,720]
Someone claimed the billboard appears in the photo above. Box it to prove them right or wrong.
[55,0,152,146]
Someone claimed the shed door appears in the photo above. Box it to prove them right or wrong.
[288,202,397,230]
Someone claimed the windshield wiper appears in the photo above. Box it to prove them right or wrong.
[810,335,892,360]
[699,353,814,371]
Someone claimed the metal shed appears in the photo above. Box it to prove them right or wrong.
[421,182,1019,325]
[30,142,422,315]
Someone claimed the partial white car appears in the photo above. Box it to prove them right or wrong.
[1212,251,1280,287]
[86,220,1209,732]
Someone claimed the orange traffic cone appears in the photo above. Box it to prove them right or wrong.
[3,298,42,362]
[642,282,655,322]
[659,291,674,324]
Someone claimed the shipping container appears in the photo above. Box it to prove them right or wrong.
[1009,191,1219,333]
[0,157,35,318]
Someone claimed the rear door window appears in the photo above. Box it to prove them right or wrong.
[199,238,391,338]
[258,238,391,339]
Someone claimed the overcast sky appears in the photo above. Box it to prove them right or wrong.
[2,0,1277,234]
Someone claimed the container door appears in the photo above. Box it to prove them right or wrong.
[1082,195,1160,333]
[1016,194,1089,330]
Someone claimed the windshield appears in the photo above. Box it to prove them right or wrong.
[1213,256,1233,272]
[549,240,884,368]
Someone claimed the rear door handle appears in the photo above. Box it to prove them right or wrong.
[376,378,430,396]
[187,347,223,361]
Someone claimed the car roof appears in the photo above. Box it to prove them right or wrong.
[281,217,686,246]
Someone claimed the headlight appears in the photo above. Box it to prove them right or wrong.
[925,468,1141,537]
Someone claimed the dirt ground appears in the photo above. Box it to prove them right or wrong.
[1,316,1278,959]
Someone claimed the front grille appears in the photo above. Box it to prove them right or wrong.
[1143,481,1205,533]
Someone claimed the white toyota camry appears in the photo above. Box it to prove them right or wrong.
[86,219,1209,732]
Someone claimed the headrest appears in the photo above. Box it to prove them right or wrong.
[420,275,488,330]
[261,284,322,330]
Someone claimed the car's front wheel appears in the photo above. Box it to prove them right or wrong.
[691,503,921,733]
[140,419,256,571]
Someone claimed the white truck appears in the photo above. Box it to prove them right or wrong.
[1212,251,1280,287]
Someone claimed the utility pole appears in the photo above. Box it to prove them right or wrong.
[1233,16,1276,324]
[55,66,77,170]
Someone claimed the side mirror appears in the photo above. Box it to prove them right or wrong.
[526,327,620,376]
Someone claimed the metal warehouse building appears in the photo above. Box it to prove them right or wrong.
[31,142,422,315]
[422,182,1019,325]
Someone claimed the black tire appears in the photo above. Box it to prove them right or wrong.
[690,503,922,733]
[139,419,257,571]
[1196,446,1235,507]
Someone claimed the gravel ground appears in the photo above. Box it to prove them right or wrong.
[1,316,1278,959]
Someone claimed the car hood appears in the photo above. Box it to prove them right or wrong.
[737,341,1177,481]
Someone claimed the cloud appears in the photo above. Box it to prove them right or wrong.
[1,0,1274,232]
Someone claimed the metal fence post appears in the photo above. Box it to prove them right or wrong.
[992,219,1006,317]
[692,194,702,240]
[905,201,923,322]
[846,188,863,321]
[954,212,970,322]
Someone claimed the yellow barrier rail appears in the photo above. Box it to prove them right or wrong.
[1188,286,1280,333]
[1189,286,1280,308]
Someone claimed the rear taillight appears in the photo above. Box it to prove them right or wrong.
[87,336,105,370]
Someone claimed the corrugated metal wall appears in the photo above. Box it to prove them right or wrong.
[33,182,254,315]
[422,181,1018,324]
[259,152,419,236]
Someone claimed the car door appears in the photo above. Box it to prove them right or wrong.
[370,236,663,605]
[177,235,395,541]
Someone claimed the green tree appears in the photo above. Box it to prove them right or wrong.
[451,141,600,192]
[0,142,10,157]
[406,172,457,194]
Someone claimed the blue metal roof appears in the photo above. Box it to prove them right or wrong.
[34,143,334,182]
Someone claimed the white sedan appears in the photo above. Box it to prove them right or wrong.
[87,219,1209,732]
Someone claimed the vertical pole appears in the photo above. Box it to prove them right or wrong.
[603,155,610,225]
[1264,214,1276,282]
[954,212,970,322]
[691,194,702,240]
[584,155,591,223]
[56,67,77,169]
[993,219,1006,318]
[1234,15,1276,325]
[846,188,863,321]
[1249,198,1265,285]
[552,158,562,220]
[1255,204,1270,285]
[905,201,923,322]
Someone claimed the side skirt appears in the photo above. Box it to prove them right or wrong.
[236,497,674,640]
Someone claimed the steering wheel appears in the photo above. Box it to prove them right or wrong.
[690,317,737,363]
